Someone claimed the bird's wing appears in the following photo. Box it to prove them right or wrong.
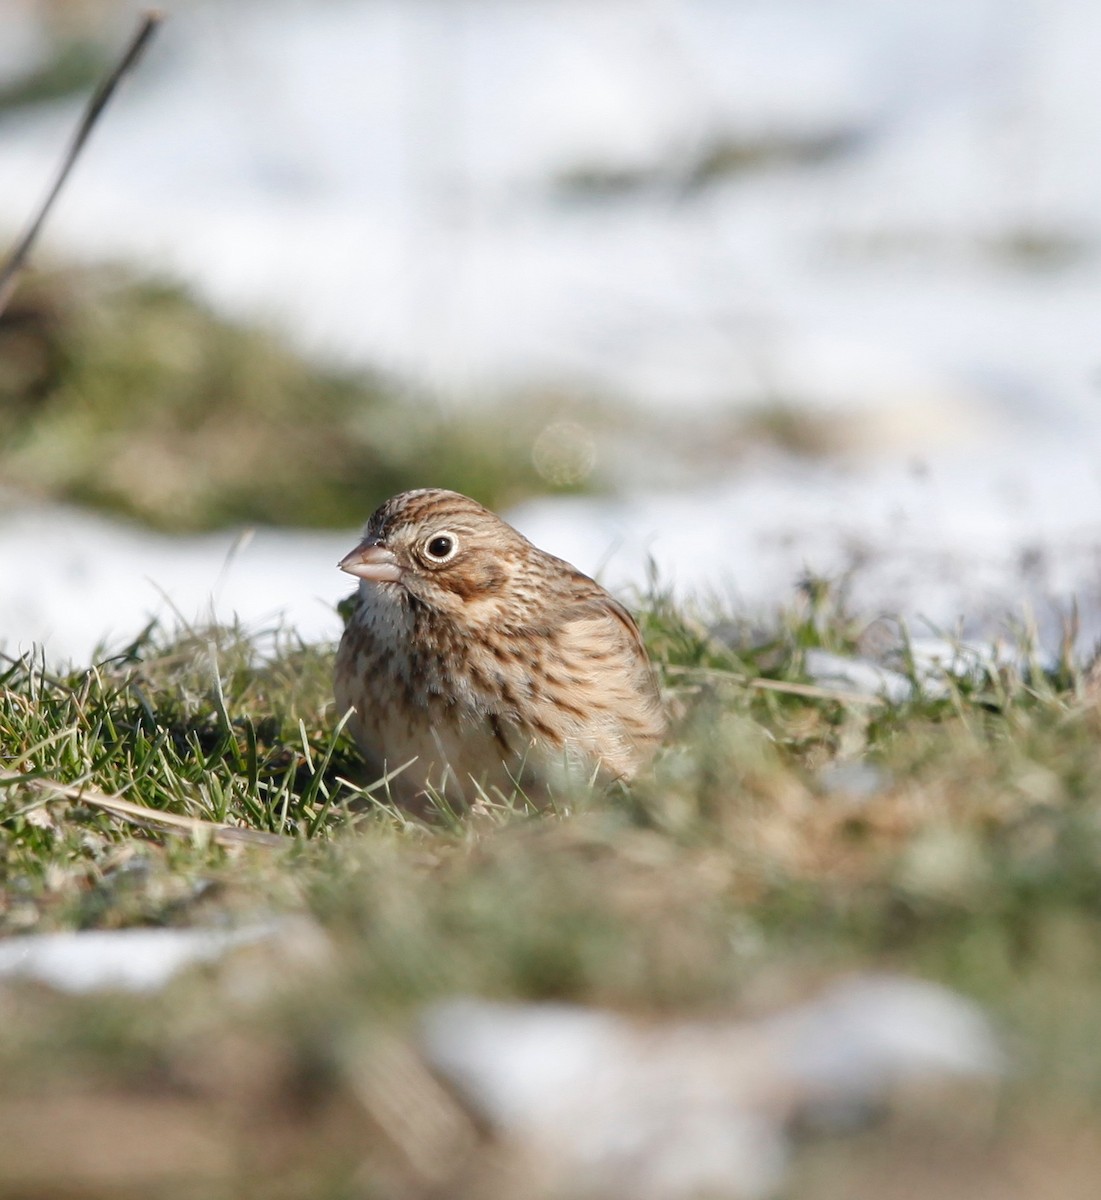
[598,592,651,663]
[558,569,650,658]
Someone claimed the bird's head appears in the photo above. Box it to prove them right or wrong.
[338,489,536,622]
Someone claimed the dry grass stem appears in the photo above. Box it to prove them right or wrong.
[0,11,164,317]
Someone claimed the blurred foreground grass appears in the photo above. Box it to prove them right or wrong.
[2,592,1101,1196]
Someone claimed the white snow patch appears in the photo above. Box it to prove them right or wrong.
[2,421,1100,666]
[0,923,282,993]
[420,976,1001,1200]
[0,504,352,664]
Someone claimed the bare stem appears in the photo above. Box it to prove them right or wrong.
[0,770,291,849]
[0,10,165,318]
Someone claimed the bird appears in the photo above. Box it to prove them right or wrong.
[334,489,665,808]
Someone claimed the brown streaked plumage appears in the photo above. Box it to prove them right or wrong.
[333,489,665,806]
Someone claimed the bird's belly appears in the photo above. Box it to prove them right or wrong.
[370,707,517,802]
[346,708,604,814]
[336,669,545,804]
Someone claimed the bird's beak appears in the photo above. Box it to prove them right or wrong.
[338,537,403,583]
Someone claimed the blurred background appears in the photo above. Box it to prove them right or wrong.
[2,0,1101,660]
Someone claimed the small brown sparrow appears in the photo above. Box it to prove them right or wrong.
[334,489,665,806]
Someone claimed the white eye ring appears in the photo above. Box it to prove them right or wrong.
[423,531,460,563]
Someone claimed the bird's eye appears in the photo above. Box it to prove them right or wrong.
[424,532,458,562]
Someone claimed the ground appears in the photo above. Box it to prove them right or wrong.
[2,585,1101,1196]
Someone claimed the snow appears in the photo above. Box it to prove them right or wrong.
[1,0,1100,661]
[0,923,281,992]
[420,978,1000,1200]
[511,433,1101,659]
[0,504,353,662]
[5,430,1098,667]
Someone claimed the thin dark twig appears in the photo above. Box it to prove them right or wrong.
[0,10,165,318]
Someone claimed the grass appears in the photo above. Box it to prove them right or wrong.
[0,266,874,528]
[2,587,1101,1196]
[0,269,612,530]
